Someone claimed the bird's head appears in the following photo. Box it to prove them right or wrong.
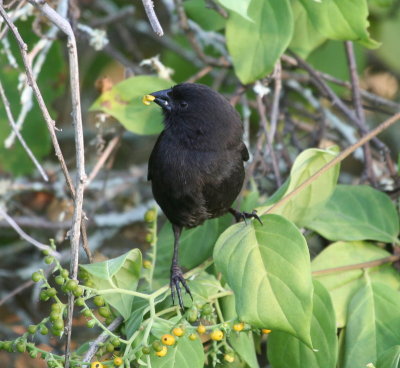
[143,83,242,135]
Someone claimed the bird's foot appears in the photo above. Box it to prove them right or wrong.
[229,208,263,225]
[170,264,192,310]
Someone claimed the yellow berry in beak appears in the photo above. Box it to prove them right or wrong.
[142,94,155,105]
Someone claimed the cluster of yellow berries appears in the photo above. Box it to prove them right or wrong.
[91,357,123,368]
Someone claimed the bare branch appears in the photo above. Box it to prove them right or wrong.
[82,316,124,364]
[0,79,48,181]
[344,41,376,185]
[26,2,87,366]
[0,206,60,258]
[141,0,164,36]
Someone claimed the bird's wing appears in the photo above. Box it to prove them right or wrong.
[241,142,249,162]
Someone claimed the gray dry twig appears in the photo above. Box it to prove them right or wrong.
[141,0,164,36]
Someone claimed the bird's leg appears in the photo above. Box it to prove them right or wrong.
[229,208,263,225]
[170,224,192,310]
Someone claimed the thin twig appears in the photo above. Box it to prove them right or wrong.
[263,111,400,215]
[0,280,34,307]
[82,316,124,364]
[0,206,60,258]
[0,79,48,181]
[256,95,281,187]
[26,2,87,367]
[141,0,163,36]
[173,0,229,67]
[344,41,376,185]
[85,134,121,187]
[312,255,400,276]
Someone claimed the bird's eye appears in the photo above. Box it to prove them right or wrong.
[180,101,188,108]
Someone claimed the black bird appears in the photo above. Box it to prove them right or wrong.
[145,83,261,309]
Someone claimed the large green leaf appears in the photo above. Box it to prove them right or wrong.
[308,185,400,244]
[80,249,142,319]
[376,346,400,368]
[289,0,326,59]
[312,241,400,327]
[217,0,252,20]
[268,280,337,368]
[214,214,314,346]
[154,215,231,285]
[298,0,379,48]
[257,146,340,227]
[184,0,226,31]
[225,0,293,84]
[342,280,400,368]
[150,335,205,368]
[90,76,172,135]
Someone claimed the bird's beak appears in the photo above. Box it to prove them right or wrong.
[143,88,173,112]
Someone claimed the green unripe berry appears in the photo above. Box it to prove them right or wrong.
[84,279,94,288]
[93,296,105,307]
[187,307,198,323]
[42,249,50,256]
[145,233,153,243]
[144,209,156,223]
[105,316,114,325]
[50,311,60,322]
[111,337,120,347]
[142,346,151,355]
[16,341,26,353]
[73,286,83,297]
[87,319,96,328]
[3,341,13,352]
[47,360,57,368]
[32,272,42,282]
[201,304,213,316]
[27,325,37,334]
[40,326,49,335]
[60,269,69,279]
[106,343,114,353]
[41,352,48,359]
[66,279,78,292]
[75,297,85,307]
[29,350,38,358]
[98,306,111,318]
[55,275,64,285]
[44,256,54,265]
[152,340,163,352]
[51,327,62,336]
[39,290,49,301]
[82,309,92,317]
[53,319,64,331]
[51,303,62,312]
[46,288,57,298]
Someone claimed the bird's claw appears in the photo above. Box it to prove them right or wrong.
[170,265,192,310]
[230,208,263,225]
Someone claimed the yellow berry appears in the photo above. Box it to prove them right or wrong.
[172,327,185,337]
[224,354,235,363]
[143,260,152,269]
[197,324,206,334]
[91,362,104,368]
[233,322,244,332]
[189,333,198,341]
[161,334,175,346]
[262,329,272,334]
[210,329,224,341]
[113,357,123,366]
[155,346,168,357]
